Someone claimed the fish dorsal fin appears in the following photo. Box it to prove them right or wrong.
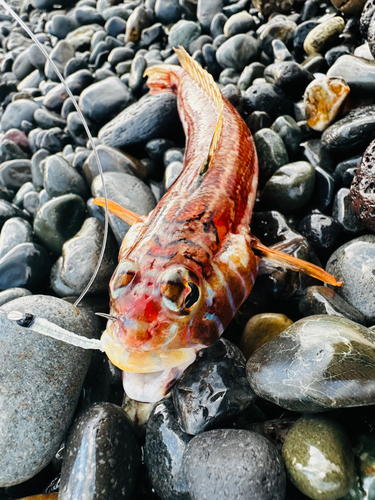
[174,46,223,173]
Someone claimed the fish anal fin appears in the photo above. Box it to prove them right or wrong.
[250,235,342,287]
[93,198,144,225]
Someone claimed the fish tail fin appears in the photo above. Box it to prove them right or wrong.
[174,46,224,169]
[144,65,178,95]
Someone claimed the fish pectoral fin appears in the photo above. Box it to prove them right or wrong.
[93,198,144,225]
[250,234,342,287]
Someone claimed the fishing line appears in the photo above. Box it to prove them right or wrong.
[0,0,109,307]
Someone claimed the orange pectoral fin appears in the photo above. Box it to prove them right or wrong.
[250,235,342,287]
[93,198,144,225]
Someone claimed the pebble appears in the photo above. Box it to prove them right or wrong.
[260,161,315,214]
[0,139,29,163]
[254,128,289,185]
[297,213,342,261]
[332,187,364,235]
[91,171,156,244]
[210,12,228,39]
[282,416,356,500]
[1,99,39,132]
[105,16,127,38]
[237,61,265,91]
[145,398,192,500]
[155,0,184,25]
[43,69,93,112]
[0,159,32,190]
[98,93,178,149]
[223,11,255,37]
[34,108,66,130]
[125,5,151,42]
[244,82,294,119]
[303,17,345,56]
[264,61,314,98]
[298,285,366,324]
[33,194,86,255]
[0,287,31,306]
[351,137,375,232]
[304,77,350,131]
[216,34,259,71]
[239,313,293,360]
[168,20,201,51]
[326,235,375,324]
[332,0,367,13]
[0,199,29,229]
[163,160,183,191]
[197,0,224,32]
[59,402,140,500]
[0,217,33,259]
[43,155,89,199]
[44,40,75,82]
[58,218,117,295]
[271,115,301,157]
[183,429,286,500]
[0,295,101,486]
[172,338,256,435]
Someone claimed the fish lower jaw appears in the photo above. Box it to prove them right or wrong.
[100,330,197,373]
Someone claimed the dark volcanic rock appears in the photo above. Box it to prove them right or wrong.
[351,137,375,232]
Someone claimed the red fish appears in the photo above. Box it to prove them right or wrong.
[95,47,340,402]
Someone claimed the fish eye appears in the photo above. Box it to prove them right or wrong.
[160,267,200,313]
[110,260,137,295]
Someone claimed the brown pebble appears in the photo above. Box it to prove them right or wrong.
[351,138,375,232]
[16,495,58,500]
[125,5,151,42]
[239,313,293,360]
[304,77,350,131]
[330,0,367,15]
[303,17,345,56]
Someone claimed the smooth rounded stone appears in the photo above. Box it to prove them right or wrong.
[247,314,375,412]
[145,138,175,162]
[163,160,184,192]
[304,17,345,56]
[237,62,265,91]
[299,286,366,325]
[304,77,350,132]
[325,45,352,67]
[197,0,224,32]
[47,14,79,39]
[264,61,314,98]
[189,35,213,55]
[13,182,36,209]
[0,242,51,291]
[59,402,140,500]
[168,20,201,50]
[0,217,33,259]
[155,0,183,24]
[258,16,297,59]
[303,54,328,74]
[326,235,375,324]
[50,257,76,297]
[108,47,134,67]
[43,70,93,112]
[283,416,356,500]
[59,218,117,295]
[12,49,35,82]
[145,398,192,500]
[254,128,289,185]
[351,138,375,232]
[297,213,342,261]
[31,150,48,190]
[33,194,86,255]
[141,23,163,46]
[172,338,256,435]
[248,418,295,453]
[105,16,127,37]
[239,313,293,360]
[331,0,366,13]
[65,24,104,51]
[125,5,151,42]
[0,287,31,307]
[308,165,336,213]
[272,39,293,63]
[0,139,29,163]
[64,56,89,78]
[76,6,105,26]
[28,43,52,71]
[210,12,228,39]
[1,99,38,132]
[244,83,294,120]
[183,429,286,500]
[246,111,272,135]
[271,115,301,157]
[223,11,255,37]
[332,187,364,235]
[216,34,259,71]
[99,93,178,149]
[34,108,66,130]
[0,295,100,486]
[219,68,240,85]
[0,159,32,190]
[23,191,40,217]
[260,161,315,214]
[322,105,375,154]
[129,55,147,91]
[44,41,75,82]
[91,172,156,244]
[0,200,29,230]
[43,155,89,199]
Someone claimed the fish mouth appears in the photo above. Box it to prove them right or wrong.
[100,330,197,373]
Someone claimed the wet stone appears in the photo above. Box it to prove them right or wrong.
[43,155,89,200]
[239,313,293,360]
[1,99,38,132]
[59,402,140,500]
[63,56,89,78]
[216,34,259,71]
[210,12,228,39]
[325,45,352,67]
[0,287,31,307]
[59,218,117,295]
[23,191,40,217]
[172,338,256,435]
[297,213,342,261]
[246,111,272,135]
[183,429,286,500]
[34,108,66,130]
[332,187,364,235]
[322,105,375,154]
[43,70,93,112]
[303,17,345,56]
[326,235,375,324]
[105,16,127,38]
[0,295,101,487]
[163,161,183,192]
[197,0,224,32]
[307,166,336,213]
[282,416,356,500]
[254,128,289,185]
[258,16,297,60]
[247,315,375,411]
[237,62,265,91]
[145,398,192,500]
[76,6,105,26]
[168,20,201,50]
[44,40,75,82]
[0,139,29,163]
[145,138,175,162]
[298,286,366,325]
[260,161,315,214]
[264,61,313,99]
[244,83,294,120]
[271,115,301,157]
[0,159,32,190]
[155,0,184,25]
[33,194,86,255]
[129,55,147,92]
[50,257,75,297]
[0,200,29,230]
[223,11,255,37]
[31,149,48,190]
[249,418,295,453]
[351,138,375,232]
[141,23,163,46]
[91,171,156,245]
[0,217,33,259]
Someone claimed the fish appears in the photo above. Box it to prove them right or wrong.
[94,47,341,403]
